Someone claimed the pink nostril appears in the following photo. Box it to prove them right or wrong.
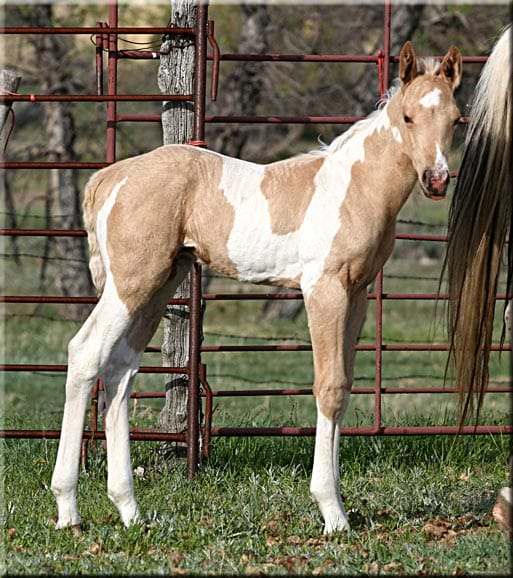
[433,171,448,184]
[430,170,449,191]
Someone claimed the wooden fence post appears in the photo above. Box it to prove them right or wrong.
[156,0,197,460]
[0,69,21,141]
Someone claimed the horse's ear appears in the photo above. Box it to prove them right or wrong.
[439,45,462,90]
[399,41,417,87]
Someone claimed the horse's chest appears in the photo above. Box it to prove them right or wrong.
[331,224,396,291]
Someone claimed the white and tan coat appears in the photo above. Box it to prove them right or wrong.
[51,42,462,534]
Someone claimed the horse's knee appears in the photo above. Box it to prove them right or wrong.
[66,334,101,391]
[314,381,351,422]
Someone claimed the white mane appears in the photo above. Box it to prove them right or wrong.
[318,84,400,155]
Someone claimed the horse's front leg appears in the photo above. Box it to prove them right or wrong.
[304,277,367,534]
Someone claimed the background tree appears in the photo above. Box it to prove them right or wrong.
[5,4,94,320]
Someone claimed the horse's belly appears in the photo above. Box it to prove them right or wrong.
[227,230,302,286]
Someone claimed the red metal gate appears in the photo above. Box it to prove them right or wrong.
[1,1,511,477]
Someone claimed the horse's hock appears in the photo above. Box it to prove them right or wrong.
[1,1,511,477]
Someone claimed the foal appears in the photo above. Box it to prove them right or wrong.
[51,41,462,534]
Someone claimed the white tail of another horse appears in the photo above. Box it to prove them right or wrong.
[443,26,512,424]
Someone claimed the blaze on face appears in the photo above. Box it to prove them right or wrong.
[398,42,462,200]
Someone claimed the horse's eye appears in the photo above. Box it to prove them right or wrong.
[403,115,413,124]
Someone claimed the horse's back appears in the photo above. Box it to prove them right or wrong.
[82,144,331,294]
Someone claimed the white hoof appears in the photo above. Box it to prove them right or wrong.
[493,487,512,532]
[53,497,81,531]
[323,515,350,534]
[119,504,141,528]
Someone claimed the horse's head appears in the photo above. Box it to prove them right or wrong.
[397,42,462,200]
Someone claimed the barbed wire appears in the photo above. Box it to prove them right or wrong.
[1,252,88,265]
[207,372,449,386]
[0,211,87,221]
[203,330,311,343]
[89,34,163,52]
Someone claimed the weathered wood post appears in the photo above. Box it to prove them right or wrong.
[0,69,21,136]
[156,0,197,460]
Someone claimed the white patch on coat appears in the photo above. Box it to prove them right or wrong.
[419,88,441,108]
[434,143,448,171]
[96,177,127,276]
[95,177,131,322]
[391,126,403,143]
[220,158,302,283]
[221,107,393,296]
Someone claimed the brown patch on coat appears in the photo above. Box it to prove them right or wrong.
[305,276,352,420]
[261,155,324,235]
[89,147,188,314]
[307,280,367,420]
[183,151,239,279]
[125,251,195,352]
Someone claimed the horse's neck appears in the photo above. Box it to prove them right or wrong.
[329,93,417,223]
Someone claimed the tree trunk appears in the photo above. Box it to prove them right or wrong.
[156,0,197,460]
[31,5,94,320]
[209,4,270,159]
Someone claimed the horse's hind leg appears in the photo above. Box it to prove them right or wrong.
[51,288,134,529]
[101,344,143,525]
[99,254,194,526]
[100,301,170,525]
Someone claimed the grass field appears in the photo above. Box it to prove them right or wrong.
[1,420,510,575]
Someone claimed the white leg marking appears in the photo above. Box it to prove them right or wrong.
[103,340,142,526]
[51,284,132,529]
[505,299,511,333]
[492,487,512,531]
[310,401,350,534]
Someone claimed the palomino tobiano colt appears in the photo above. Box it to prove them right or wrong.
[51,41,462,534]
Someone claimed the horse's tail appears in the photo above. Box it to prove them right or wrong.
[442,26,512,424]
[83,171,107,297]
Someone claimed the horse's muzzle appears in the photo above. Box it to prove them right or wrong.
[422,168,449,200]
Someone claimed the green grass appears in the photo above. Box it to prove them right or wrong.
[1,417,510,575]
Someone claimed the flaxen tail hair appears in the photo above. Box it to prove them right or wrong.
[441,26,512,425]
